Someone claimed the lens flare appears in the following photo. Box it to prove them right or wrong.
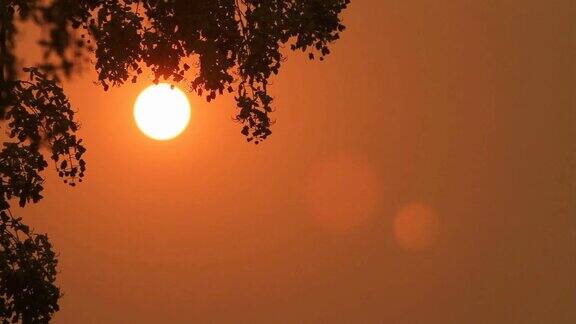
[393,203,439,251]
[304,155,381,230]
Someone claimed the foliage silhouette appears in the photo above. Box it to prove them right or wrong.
[0,0,349,321]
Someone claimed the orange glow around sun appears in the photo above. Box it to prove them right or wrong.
[134,83,191,140]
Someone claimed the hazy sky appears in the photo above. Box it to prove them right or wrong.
[15,0,575,322]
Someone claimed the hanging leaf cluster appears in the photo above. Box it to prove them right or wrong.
[0,210,59,324]
[0,67,83,323]
[6,0,350,143]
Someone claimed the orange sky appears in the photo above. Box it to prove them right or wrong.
[14,0,576,322]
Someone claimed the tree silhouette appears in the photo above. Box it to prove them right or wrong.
[0,0,349,321]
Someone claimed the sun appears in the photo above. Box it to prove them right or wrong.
[134,83,191,140]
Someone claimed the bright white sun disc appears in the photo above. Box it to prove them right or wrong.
[134,83,191,140]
